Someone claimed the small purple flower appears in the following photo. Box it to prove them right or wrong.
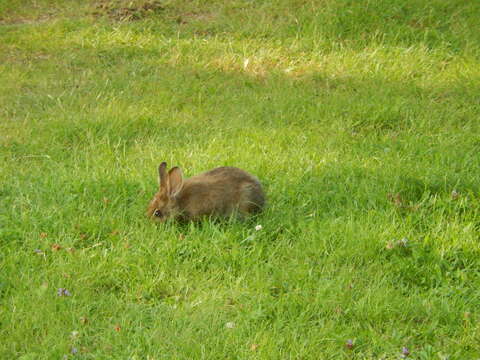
[345,339,354,349]
[71,347,78,355]
[401,347,410,356]
[34,249,44,254]
[57,288,72,297]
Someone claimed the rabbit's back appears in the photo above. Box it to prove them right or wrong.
[177,167,265,219]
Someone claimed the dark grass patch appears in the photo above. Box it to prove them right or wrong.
[92,0,165,22]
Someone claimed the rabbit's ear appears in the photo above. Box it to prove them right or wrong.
[168,166,183,197]
[158,162,169,192]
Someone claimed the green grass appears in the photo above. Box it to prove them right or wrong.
[1,0,480,358]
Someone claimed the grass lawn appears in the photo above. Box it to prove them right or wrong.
[1,0,480,358]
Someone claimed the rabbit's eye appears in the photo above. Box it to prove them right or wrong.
[154,209,163,217]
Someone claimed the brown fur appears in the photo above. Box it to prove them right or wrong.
[147,163,265,222]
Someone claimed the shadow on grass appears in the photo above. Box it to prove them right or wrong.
[19,57,477,151]
[3,0,479,51]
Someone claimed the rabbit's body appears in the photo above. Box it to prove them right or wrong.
[147,163,265,222]
[176,167,265,219]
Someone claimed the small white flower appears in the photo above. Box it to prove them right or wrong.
[71,330,79,338]
[255,225,263,231]
[451,190,459,200]
[225,322,235,329]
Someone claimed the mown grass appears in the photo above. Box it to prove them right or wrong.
[1,0,480,358]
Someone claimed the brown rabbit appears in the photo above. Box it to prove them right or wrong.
[147,162,265,222]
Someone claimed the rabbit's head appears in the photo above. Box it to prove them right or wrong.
[146,162,184,222]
